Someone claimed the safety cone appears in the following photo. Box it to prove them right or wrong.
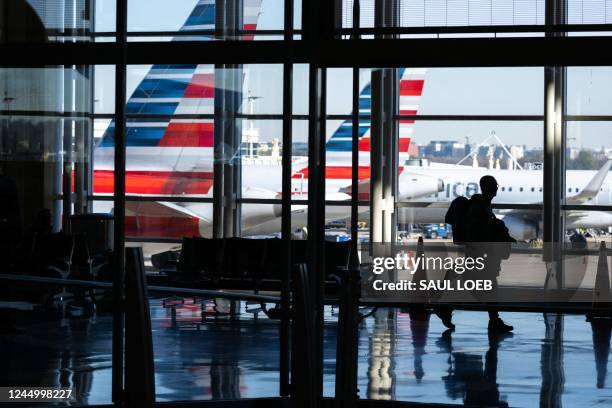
[412,236,429,304]
[589,241,612,319]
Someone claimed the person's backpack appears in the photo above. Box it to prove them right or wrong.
[445,196,470,244]
[490,218,513,260]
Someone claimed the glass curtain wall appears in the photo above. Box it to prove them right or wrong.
[0,65,115,405]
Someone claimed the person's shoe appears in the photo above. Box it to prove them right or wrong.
[435,309,455,330]
[488,318,513,333]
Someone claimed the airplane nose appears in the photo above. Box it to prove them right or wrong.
[438,179,444,192]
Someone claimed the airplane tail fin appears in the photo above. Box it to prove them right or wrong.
[325,68,426,165]
[99,1,263,148]
[568,160,612,205]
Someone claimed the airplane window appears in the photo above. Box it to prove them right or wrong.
[501,187,505,192]
[575,188,579,192]
[520,187,523,192]
[568,188,572,193]
[539,187,543,192]
[508,187,512,192]
[531,187,535,192]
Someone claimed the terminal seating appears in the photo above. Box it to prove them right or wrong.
[14,232,110,311]
[71,233,109,279]
[31,233,75,278]
[167,237,351,291]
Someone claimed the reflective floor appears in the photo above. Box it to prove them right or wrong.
[1,298,611,407]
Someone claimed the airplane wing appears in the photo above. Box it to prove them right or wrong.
[126,200,200,219]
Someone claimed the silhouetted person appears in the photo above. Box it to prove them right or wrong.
[438,328,511,407]
[591,319,612,389]
[443,175,515,332]
[466,175,515,333]
[408,308,430,382]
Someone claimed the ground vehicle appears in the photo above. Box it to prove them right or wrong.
[423,224,452,239]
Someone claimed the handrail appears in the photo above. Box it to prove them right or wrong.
[0,274,281,303]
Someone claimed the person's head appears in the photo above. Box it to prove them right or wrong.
[479,175,498,201]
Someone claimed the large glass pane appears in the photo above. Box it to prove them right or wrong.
[401,120,544,204]
[567,0,612,24]
[0,1,114,42]
[127,0,287,41]
[564,121,612,203]
[0,66,114,405]
[126,200,212,240]
[567,67,612,115]
[241,119,283,197]
[415,67,543,116]
[339,0,545,34]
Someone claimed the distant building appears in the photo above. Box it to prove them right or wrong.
[422,140,468,158]
[567,147,581,160]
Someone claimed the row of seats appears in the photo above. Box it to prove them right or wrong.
[167,237,351,290]
[24,232,109,280]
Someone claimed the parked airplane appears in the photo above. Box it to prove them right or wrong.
[93,0,443,238]
[397,161,612,241]
[96,1,612,241]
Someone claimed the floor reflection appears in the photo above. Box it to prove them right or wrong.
[2,300,612,405]
[358,310,612,407]
[0,309,112,405]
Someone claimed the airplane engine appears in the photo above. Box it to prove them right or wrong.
[501,214,538,242]
[397,172,444,200]
[241,186,284,231]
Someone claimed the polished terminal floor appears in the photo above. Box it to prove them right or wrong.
[1,297,611,407]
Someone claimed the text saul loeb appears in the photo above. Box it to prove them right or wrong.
[372,279,493,291]
[369,253,493,292]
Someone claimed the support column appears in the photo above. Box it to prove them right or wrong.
[279,0,294,396]
[213,63,225,238]
[112,0,127,403]
[214,1,243,238]
[73,65,90,214]
[62,65,74,230]
[543,0,566,289]
[370,69,384,243]
[370,0,397,244]
[305,65,326,407]
[382,67,397,243]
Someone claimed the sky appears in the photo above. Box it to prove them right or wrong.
[91,0,612,150]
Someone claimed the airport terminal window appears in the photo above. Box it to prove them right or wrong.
[0,65,115,405]
[6,1,612,407]
[398,119,543,204]
[127,0,295,41]
[408,67,543,116]
[567,67,612,115]
[340,0,546,29]
[567,0,612,25]
[1,66,108,226]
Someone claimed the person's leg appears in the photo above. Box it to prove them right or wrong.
[487,276,513,332]
[435,305,454,330]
